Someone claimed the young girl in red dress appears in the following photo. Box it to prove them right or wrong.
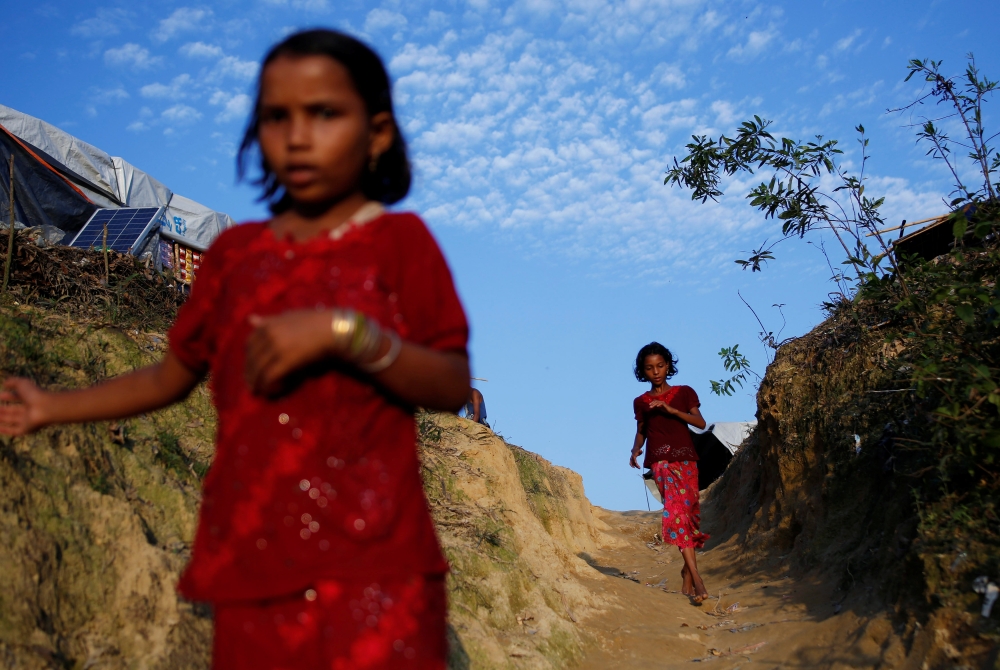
[628,342,710,603]
[0,29,468,669]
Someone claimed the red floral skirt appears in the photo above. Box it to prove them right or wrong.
[212,574,447,669]
[652,460,708,550]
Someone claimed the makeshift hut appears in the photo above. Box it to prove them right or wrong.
[0,103,234,285]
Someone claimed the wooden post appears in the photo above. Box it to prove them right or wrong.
[2,155,14,294]
[103,222,109,284]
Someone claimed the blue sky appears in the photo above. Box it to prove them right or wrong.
[2,0,998,510]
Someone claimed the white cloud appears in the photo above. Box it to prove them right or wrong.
[654,63,686,89]
[90,87,130,104]
[711,100,738,126]
[390,44,452,73]
[83,85,129,119]
[835,29,863,52]
[210,91,252,123]
[727,28,777,58]
[127,120,148,132]
[161,104,202,124]
[370,4,793,276]
[213,55,259,82]
[179,41,223,59]
[99,0,916,280]
[818,80,883,117]
[261,0,330,10]
[365,8,409,34]
[104,43,161,70]
[140,74,193,99]
[700,10,724,30]
[152,7,212,43]
[71,8,131,38]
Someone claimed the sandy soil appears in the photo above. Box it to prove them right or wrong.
[574,510,904,669]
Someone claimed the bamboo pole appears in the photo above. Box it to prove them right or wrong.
[2,155,14,294]
[103,223,109,284]
[866,213,947,237]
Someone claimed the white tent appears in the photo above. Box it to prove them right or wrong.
[0,103,234,252]
[704,421,756,454]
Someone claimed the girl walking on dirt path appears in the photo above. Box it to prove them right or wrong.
[629,342,710,603]
[0,29,469,669]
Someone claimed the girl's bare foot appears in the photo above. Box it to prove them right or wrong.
[691,575,709,603]
[681,566,694,596]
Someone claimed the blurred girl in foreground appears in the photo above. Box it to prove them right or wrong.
[0,29,469,669]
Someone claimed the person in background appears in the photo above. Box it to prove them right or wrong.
[463,387,488,426]
[0,29,468,669]
[628,342,710,603]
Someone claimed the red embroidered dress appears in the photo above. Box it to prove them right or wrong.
[633,385,708,550]
[168,211,466,667]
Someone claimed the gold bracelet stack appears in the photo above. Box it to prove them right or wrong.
[358,330,401,373]
[329,308,402,374]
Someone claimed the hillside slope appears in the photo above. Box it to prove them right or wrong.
[0,304,216,669]
[418,413,624,668]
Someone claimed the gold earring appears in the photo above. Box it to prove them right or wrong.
[368,153,380,173]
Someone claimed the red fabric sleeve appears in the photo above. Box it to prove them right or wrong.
[167,225,250,375]
[633,397,645,422]
[686,386,701,411]
[389,215,468,354]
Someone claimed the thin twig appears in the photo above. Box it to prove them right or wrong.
[738,290,774,364]
[2,155,14,294]
[103,223,109,285]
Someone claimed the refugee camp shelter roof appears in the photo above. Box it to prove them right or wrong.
[701,421,756,454]
[0,103,234,251]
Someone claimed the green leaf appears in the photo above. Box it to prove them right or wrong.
[953,216,968,238]
[954,304,974,323]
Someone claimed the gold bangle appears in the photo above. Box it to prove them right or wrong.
[358,330,402,373]
[330,309,356,354]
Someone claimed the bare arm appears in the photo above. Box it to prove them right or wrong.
[629,419,645,469]
[243,310,470,413]
[470,389,482,422]
[371,344,470,412]
[0,350,202,436]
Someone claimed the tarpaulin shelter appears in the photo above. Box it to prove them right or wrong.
[0,103,234,279]
[868,205,984,268]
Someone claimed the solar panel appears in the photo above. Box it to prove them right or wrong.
[68,207,164,255]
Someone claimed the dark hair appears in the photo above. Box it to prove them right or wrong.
[236,29,411,212]
[633,342,679,382]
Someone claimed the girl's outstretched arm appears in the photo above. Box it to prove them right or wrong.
[629,420,645,469]
[0,351,203,437]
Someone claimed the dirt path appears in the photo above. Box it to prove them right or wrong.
[573,510,903,669]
